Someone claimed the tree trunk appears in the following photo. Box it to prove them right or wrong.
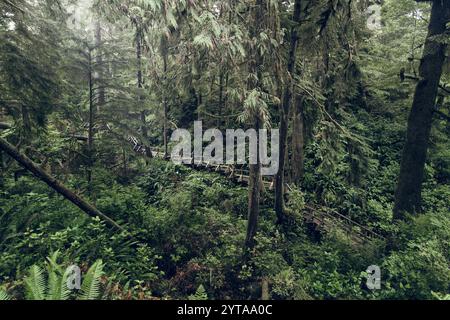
[21,105,31,140]
[393,0,450,219]
[246,117,262,249]
[95,21,105,109]
[261,277,269,300]
[0,137,123,230]
[217,72,224,129]
[136,34,152,159]
[274,0,302,224]
[161,36,169,159]
[137,38,145,138]
[244,0,265,250]
[292,95,305,185]
[0,149,4,188]
[87,48,95,195]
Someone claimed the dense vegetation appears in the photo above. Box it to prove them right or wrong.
[0,0,449,300]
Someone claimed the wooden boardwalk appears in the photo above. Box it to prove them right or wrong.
[128,136,385,244]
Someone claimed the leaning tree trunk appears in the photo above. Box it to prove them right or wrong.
[274,0,302,224]
[394,0,450,219]
[0,137,123,230]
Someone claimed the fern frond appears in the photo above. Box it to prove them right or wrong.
[59,267,72,300]
[47,268,61,300]
[188,284,208,300]
[46,250,63,274]
[46,251,71,300]
[0,290,11,300]
[79,260,104,300]
[24,265,47,300]
[47,268,70,300]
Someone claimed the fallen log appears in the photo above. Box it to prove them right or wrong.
[0,136,124,231]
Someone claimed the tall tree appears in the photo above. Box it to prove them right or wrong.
[274,0,302,224]
[394,0,450,219]
[87,45,95,194]
[95,21,106,108]
[244,0,265,249]
[291,95,306,184]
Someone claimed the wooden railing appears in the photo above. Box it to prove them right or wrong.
[126,136,385,243]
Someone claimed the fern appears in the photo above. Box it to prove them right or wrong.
[188,284,208,300]
[19,254,105,300]
[45,251,71,300]
[46,267,71,300]
[432,292,450,300]
[24,265,47,300]
[0,290,11,300]
[80,260,104,300]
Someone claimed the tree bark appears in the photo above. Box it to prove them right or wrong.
[394,0,450,219]
[0,149,4,187]
[274,0,302,224]
[87,48,95,194]
[0,137,123,230]
[244,0,265,250]
[136,34,152,159]
[95,21,105,109]
[246,117,261,249]
[217,72,224,129]
[161,36,169,159]
[21,105,31,140]
[291,95,305,185]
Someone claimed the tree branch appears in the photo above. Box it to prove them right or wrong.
[402,73,450,94]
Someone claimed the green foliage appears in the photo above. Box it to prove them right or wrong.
[432,292,450,300]
[24,265,47,300]
[380,210,450,299]
[271,268,312,300]
[46,252,71,301]
[188,284,208,300]
[19,253,105,300]
[0,0,448,302]
[79,260,105,300]
[382,238,450,299]
[0,289,10,301]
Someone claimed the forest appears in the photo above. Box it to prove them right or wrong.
[0,0,449,301]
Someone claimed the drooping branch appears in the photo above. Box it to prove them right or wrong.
[0,136,124,231]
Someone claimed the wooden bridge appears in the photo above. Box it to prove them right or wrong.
[127,135,385,244]
[0,123,385,243]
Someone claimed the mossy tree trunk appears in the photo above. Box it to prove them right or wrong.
[394,0,450,219]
